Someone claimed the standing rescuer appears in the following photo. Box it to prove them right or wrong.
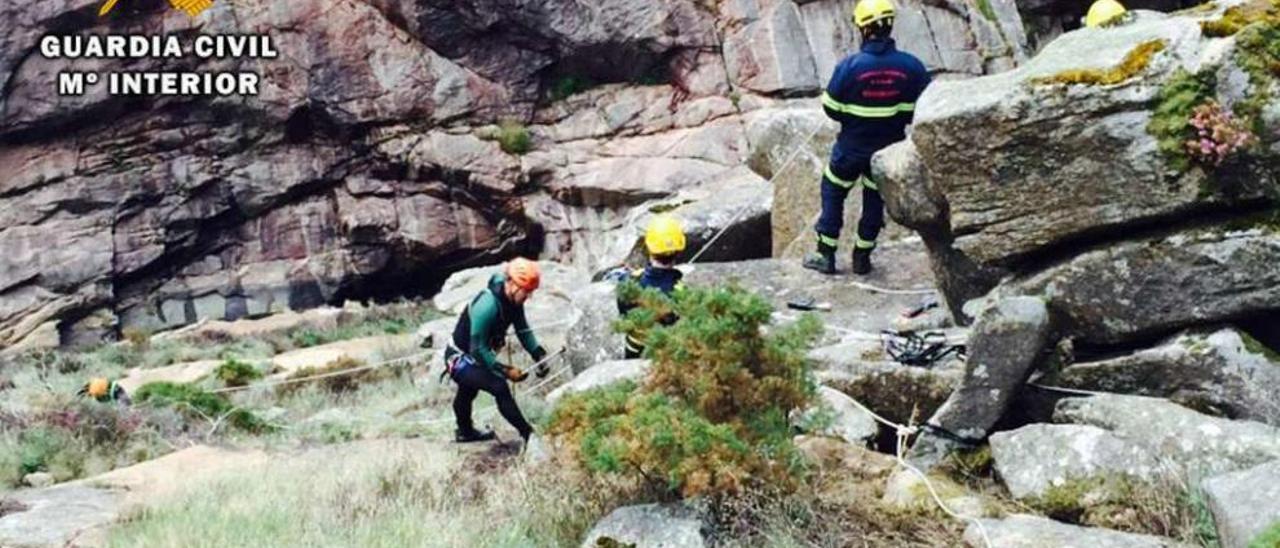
[617,215,688,358]
[445,258,550,444]
[804,0,930,276]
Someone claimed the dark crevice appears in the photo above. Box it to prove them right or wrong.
[1004,198,1279,279]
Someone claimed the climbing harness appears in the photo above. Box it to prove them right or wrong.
[881,330,966,368]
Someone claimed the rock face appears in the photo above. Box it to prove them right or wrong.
[965,514,1184,548]
[1055,394,1280,476]
[1201,460,1280,548]
[795,385,879,445]
[0,0,1029,348]
[581,503,708,548]
[876,8,1280,321]
[873,2,1280,464]
[1049,328,1280,426]
[924,297,1051,441]
[989,424,1161,499]
[545,359,651,406]
[0,484,119,548]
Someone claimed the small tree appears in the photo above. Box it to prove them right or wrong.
[547,284,822,498]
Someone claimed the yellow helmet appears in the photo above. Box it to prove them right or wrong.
[644,215,686,256]
[87,378,110,399]
[1085,0,1127,28]
[853,0,896,28]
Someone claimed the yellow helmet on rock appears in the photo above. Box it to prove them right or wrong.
[644,215,686,256]
[853,0,896,28]
[1085,0,1127,27]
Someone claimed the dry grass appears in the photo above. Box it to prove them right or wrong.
[106,440,634,547]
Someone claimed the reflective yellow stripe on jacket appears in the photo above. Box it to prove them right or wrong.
[821,92,915,119]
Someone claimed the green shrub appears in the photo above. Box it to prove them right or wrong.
[546,75,597,102]
[494,121,532,155]
[215,358,263,388]
[135,382,267,433]
[1251,521,1280,548]
[548,284,822,498]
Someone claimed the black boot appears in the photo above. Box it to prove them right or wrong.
[455,428,496,443]
[802,252,836,275]
[851,248,873,275]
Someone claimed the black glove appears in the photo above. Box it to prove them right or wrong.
[531,346,548,363]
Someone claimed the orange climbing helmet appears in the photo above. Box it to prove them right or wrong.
[87,378,111,399]
[506,258,541,292]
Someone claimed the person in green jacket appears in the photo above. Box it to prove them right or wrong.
[444,258,549,443]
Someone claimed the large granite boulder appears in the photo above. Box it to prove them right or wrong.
[581,503,708,548]
[1201,460,1280,548]
[1055,394,1280,476]
[965,514,1184,548]
[875,6,1280,320]
[1049,328,1280,425]
[990,423,1162,499]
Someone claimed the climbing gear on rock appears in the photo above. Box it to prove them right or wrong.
[903,296,940,319]
[852,247,873,275]
[853,0,895,28]
[644,215,687,256]
[506,258,541,292]
[1085,0,1127,27]
[881,330,965,367]
[803,251,837,275]
[455,428,497,443]
[786,296,832,311]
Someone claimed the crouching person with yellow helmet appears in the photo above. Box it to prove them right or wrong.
[617,216,688,359]
[78,377,131,406]
[444,258,548,444]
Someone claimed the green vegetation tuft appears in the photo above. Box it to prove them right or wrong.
[547,75,598,103]
[1148,68,1218,173]
[1026,475,1213,542]
[495,120,532,155]
[1032,40,1166,86]
[215,358,263,388]
[1200,0,1280,37]
[1251,521,1280,548]
[547,284,822,498]
[975,0,998,22]
[1241,331,1280,361]
[135,382,268,433]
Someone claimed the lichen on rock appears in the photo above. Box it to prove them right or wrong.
[1031,39,1167,86]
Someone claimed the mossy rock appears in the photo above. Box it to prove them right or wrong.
[1031,40,1167,87]
[1200,0,1280,37]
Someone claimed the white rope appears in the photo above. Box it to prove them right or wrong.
[210,351,433,394]
[770,312,967,344]
[838,393,993,548]
[845,279,936,296]
[688,121,825,264]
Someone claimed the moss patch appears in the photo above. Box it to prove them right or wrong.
[975,0,998,22]
[1200,0,1280,37]
[1232,20,1280,135]
[1032,40,1167,86]
[1251,520,1280,548]
[1241,330,1280,362]
[1148,68,1218,172]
